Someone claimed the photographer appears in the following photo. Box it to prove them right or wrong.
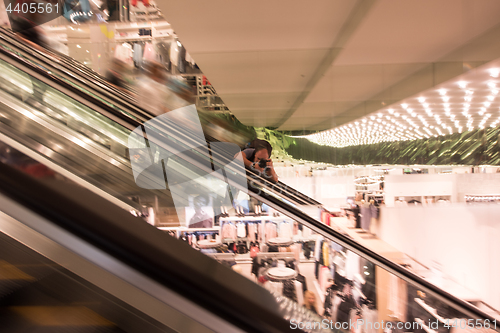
[238,140,278,183]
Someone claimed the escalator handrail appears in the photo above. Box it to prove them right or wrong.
[0,161,294,333]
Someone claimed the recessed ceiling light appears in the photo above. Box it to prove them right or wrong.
[418,97,425,103]
[489,68,500,78]
[438,89,447,95]
[488,82,496,89]
[458,81,467,88]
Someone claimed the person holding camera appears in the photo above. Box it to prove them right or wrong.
[239,140,278,183]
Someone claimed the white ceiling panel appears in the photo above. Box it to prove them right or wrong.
[158,0,500,131]
[305,63,426,103]
[191,49,330,95]
[335,0,500,66]
[159,0,357,53]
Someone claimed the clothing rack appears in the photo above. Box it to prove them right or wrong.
[219,216,294,246]
[158,227,220,239]
[205,253,236,261]
[256,252,295,264]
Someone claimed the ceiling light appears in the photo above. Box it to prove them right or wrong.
[465,89,474,95]
[489,68,500,78]
[401,103,408,109]
[438,89,447,95]
[488,82,496,89]
[492,89,499,95]
[442,96,450,102]
[378,113,382,117]
[487,95,495,101]
[484,102,491,107]
[76,45,81,48]
[458,81,467,88]
[388,109,394,114]
[418,97,425,103]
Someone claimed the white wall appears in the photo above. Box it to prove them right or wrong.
[384,174,455,206]
[379,204,500,310]
[385,173,500,205]
[277,166,356,208]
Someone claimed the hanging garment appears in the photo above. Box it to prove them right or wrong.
[294,281,304,306]
[131,0,149,6]
[282,280,296,302]
[114,44,133,66]
[323,286,336,318]
[236,222,246,238]
[345,250,360,281]
[221,223,237,241]
[133,43,143,68]
[247,223,257,242]
[290,243,301,262]
[361,304,378,333]
[314,238,322,262]
[143,42,157,62]
[337,295,357,325]
[177,45,187,73]
[265,222,277,240]
[322,242,330,267]
[319,266,331,292]
[278,221,291,239]
[302,226,312,238]
[359,203,371,231]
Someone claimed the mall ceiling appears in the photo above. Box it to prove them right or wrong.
[158,0,500,132]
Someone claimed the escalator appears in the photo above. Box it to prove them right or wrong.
[0,26,321,208]
[0,27,498,333]
[0,162,293,333]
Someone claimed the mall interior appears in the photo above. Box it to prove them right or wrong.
[0,0,499,332]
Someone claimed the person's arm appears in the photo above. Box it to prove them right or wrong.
[264,159,278,183]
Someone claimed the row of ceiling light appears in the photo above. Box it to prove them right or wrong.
[298,67,500,148]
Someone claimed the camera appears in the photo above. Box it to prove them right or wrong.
[258,159,270,168]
